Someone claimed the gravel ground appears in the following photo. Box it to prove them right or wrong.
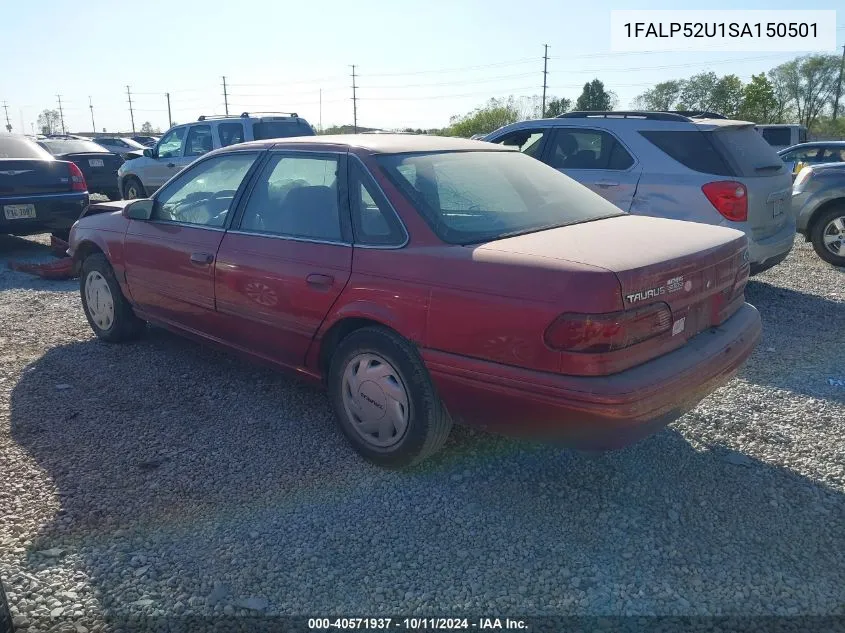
[0,233,844,632]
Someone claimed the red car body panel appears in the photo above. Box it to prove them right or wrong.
[68,136,762,450]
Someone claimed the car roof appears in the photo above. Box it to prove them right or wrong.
[221,134,515,154]
[779,141,845,152]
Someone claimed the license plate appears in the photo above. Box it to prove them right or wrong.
[3,203,36,220]
[773,199,784,218]
[88,158,104,167]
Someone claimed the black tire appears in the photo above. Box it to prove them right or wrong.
[122,176,146,200]
[328,326,452,468]
[80,253,146,342]
[51,229,71,242]
[810,205,845,267]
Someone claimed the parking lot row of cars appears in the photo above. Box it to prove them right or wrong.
[1,109,844,465]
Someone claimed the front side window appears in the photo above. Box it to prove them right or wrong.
[490,129,548,158]
[378,150,624,245]
[153,152,258,227]
[157,128,186,159]
[185,125,213,157]
[218,122,244,148]
[239,154,342,241]
[547,128,634,170]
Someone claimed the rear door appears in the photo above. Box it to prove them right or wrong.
[543,127,641,211]
[214,150,352,368]
[122,151,260,329]
[179,124,213,170]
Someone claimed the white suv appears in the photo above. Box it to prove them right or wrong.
[118,112,316,199]
[484,111,795,274]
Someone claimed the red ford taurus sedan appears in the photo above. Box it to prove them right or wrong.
[68,135,761,467]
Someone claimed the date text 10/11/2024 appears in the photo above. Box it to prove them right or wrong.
[622,22,818,39]
[307,618,528,630]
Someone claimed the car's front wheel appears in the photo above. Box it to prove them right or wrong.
[810,205,845,267]
[80,253,146,342]
[328,326,452,468]
[122,176,146,200]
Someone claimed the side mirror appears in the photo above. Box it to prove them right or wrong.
[143,148,154,158]
[123,199,154,221]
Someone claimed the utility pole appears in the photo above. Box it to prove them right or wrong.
[833,44,845,121]
[541,44,549,118]
[88,96,96,133]
[126,85,136,134]
[222,76,229,116]
[319,88,322,133]
[166,92,172,128]
[2,101,11,133]
[351,65,358,133]
[56,94,66,134]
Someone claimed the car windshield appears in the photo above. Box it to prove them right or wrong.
[39,139,108,154]
[377,150,624,245]
[120,138,147,149]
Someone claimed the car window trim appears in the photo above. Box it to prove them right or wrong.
[545,126,638,172]
[229,149,352,246]
[148,149,264,231]
[347,153,409,250]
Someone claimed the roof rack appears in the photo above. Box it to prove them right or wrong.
[665,110,727,119]
[197,114,237,121]
[239,111,298,119]
[197,112,299,121]
[557,111,692,122]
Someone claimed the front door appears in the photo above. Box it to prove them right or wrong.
[145,126,188,190]
[215,151,353,368]
[123,151,261,329]
[543,127,641,211]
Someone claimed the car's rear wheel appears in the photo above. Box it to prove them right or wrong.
[122,176,145,200]
[810,205,845,267]
[80,253,145,342]
[328,326,452,468]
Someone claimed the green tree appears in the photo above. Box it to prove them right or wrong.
[767,65,794,123]
[772,54,841,129]
[574,79,613,111]
[738,73,778,123]
[544,97,571,117]
[37,109,61,135]
[678,72,720,112]
[140,121,159,134]
[711,74,744,119]
[632,80,684,111]
[445,97,522,137]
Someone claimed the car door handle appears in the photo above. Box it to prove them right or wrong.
[167,162,176,168]
[306,273,334,287]
[190,252,214,266]
[596,180,620,188]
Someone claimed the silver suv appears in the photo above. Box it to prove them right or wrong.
[484,111,794,274]
[118,112,315,199]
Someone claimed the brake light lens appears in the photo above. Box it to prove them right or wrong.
[544,303,673,353]
[68,162,87,192]
[702,181,747,222]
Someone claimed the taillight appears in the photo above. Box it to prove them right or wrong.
[68,162,87,192]
[544,303,672,353]
[702,181,747,222]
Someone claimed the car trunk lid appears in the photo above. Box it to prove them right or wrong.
[0,159,73,196]
[59,152,123,180]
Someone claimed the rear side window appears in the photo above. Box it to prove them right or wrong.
[639,130,733,176]
[185,125,213,157]
[760,128,792,147]
[350,162,407,246]
[252,121,315,140]
[0,137,53,159]
[218,122,244,147]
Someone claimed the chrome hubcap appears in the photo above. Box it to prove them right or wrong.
[126,183,139,199]
[85,271,114,330]
[822,216,845,257]
[341,353,409,448]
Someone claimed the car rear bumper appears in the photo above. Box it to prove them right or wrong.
[746,217,795,271]
[422,302,761,450]
[0,192,89,235]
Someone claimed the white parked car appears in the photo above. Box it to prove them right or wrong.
[117,112,316,199]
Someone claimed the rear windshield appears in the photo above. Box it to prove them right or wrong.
[760,128,792,147]
[0,136,53,160]
[39,139,108,155]
[377,150,624,245]
[711,125,786,177]
[252,120,315,140]
[639,130,733,176]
